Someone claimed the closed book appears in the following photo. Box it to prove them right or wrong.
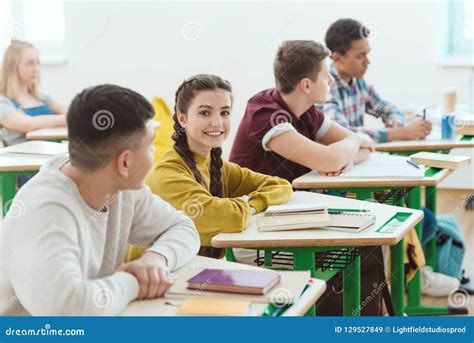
[455,117,474,135]
[410,152,470,170]
[325,212,376,233]
[265,203,327,216]
[187,268,281,295]
[257,211,331,232]
[176,299,250,316]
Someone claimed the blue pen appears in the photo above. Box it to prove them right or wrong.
[406,160,420,169]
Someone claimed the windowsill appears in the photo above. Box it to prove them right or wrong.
[436,57,474,68]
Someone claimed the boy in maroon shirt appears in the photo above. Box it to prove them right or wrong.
[230,40,374,182]
[230,41,390,316]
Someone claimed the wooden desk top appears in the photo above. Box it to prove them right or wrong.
[120,256,326,316]
[375,137,474,152]
[26,127,68,140]
[0,141,68,172]
[292,168,453,189]
[212,191,423,248]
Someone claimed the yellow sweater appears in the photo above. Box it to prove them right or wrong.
[146,149,293,246]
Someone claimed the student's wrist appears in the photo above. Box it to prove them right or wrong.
[141,251,168,267]
[387,127,403,141]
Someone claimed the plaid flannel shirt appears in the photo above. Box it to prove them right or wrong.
[322,65,404,143]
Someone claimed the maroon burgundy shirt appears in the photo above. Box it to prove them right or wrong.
[229,88,327,182]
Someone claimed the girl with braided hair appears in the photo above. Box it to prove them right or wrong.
[146,74,292,260]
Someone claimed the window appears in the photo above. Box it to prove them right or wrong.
[441,0,473,65]
[0,0,66,64]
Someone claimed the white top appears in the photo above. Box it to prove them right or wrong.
[261,116,332,152]
[0,154,200,316]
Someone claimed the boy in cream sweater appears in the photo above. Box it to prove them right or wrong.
[0,84,199,316]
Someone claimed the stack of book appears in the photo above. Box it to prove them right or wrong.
[257,203,376,233]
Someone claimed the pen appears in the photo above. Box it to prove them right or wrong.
[406,160,420,169]
[423,108,426,120]
[328,208,370,213]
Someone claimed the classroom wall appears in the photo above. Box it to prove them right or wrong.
[38,0,473,186]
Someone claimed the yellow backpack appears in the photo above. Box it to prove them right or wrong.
[150,97,174,161]
[125,97,174,262]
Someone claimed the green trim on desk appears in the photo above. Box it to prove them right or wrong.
[375,211,412,233]
[460,135,473,141]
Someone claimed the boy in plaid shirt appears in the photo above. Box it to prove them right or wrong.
[323,18,432,143]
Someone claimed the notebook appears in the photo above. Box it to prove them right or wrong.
[257,210,331,232]
[187,268,281,295]
[409,152,470,170]
[166,268,308,304]
[341,153,425,179]
[264,203,328,216]
[176,299,250,316]
[0,141,68,156]
[324,212,376,233]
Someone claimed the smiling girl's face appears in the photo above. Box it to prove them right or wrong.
[177,88,232,156]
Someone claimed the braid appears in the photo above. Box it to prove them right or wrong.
[209,147,223,197]
[172,81,205,187]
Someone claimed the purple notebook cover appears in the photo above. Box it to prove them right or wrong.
[187,269,279,289]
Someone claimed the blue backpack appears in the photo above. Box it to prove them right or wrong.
[436,215,465,280]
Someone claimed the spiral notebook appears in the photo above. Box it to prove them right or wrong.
[324,212,376,233]
[257,211,331,232]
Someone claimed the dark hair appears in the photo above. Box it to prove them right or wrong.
[67,84,154,170]
[325,18,369,55]
[273,40,329,94]
[172,74,232,197]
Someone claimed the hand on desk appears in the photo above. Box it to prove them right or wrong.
[388,120,432,141]
[117,251,175,300]
[324,161,353,177]
[241,195,257,215]
[356,133,375,152]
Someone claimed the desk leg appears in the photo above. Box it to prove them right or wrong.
[1,172,17,217]
[406,186,422,308]
[293,251,316,316]
[424,186,437,270]
[264,251,273,267]
[405,186,467,315]
[390,238,405,315]
[225,248,235,262]
[356,190,373,201]
[343,252,360,316]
